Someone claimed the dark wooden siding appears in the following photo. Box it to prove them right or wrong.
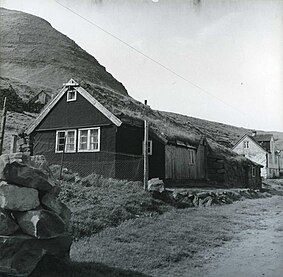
[165,145,197,180]
[260,141,270,152]
[37,91,112,130]
[196,142,207,179]
[115,124,165,180]
[149,138,165,180]
[32,125,117,177]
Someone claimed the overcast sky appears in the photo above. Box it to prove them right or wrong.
[1,0,283,131]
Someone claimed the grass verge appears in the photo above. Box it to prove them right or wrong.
[53,170,173,238]
[71,195,283,277]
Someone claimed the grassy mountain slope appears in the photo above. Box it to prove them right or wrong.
[0,8,282,155]
[0,8,127,98]
[0,7,212,151]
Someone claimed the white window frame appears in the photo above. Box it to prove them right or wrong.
[244,141,249,149]
[78,127,100,152]
[67,89,77,102]
[55,129,77,153]
[189,149,196,165]
[142,140,153,155]
[148,140,153,155]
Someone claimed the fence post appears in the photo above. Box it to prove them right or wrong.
[59,136,66,180]
[143,118,149,191]
[0,97,7,155]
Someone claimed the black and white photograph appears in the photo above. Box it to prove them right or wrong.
[0,0,282,276]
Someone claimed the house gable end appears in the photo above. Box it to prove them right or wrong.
[232,134,249,150]
[26,79,122,134]
[232,134,267,155]
[245,137,268,154]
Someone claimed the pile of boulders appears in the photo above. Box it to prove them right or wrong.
[0,153,72,277]
[148,178,272,209]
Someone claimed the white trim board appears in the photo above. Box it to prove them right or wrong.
[26,87,68,135]
[26,79,122,135]
[75,86,122,127]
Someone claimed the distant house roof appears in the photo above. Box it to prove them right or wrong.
[232,134,268,153]
[29,90,53,101]
[253,134,273,142]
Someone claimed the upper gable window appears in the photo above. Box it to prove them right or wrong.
[67,89,77,102]
[244,141,249,149]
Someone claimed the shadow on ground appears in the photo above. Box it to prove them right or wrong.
[29,256,150,277]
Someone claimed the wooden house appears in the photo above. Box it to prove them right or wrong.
[26,79,262,189]
[26,90,54,113]
[26,79,207,182]
[232,132,280,178]
[29,90,54,105]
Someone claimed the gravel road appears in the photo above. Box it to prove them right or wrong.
[191,195,283,277]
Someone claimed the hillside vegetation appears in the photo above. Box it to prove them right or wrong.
[162,112,283,150]
[0,7,282,153]
[0,7,127,100]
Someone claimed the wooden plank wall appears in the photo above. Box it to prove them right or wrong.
[165,145,197,179]
[196,142,207,179]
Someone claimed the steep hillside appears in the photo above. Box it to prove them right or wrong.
[0,8,207,150]
[0,8,127,99]
[1,8,282,155]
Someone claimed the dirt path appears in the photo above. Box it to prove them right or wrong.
[72,195,283,277]
[191,196,283,277]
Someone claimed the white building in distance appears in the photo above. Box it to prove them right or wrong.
[232,132,280,178]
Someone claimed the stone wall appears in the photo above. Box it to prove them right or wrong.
[207,151,262,189]
[207,157,225,184]
[0,153,72,277]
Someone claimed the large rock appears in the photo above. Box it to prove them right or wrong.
[0,209,19,235]
[172,190,188,201]
[14,209,66,239]
[0,234,44,277]
[0,153,55,191]
[41,192,71,227]
[29,155,53,177]
[196,191,211,199]
[148,178,165,193]
[0,234,72,277]
[0,181,40,211]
